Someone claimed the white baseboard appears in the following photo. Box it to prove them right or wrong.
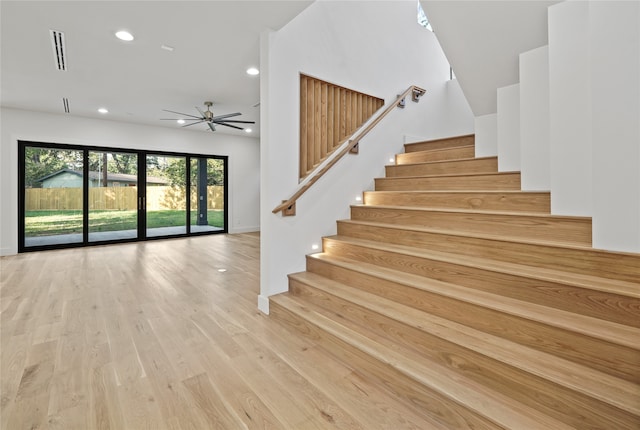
[230,226,260,234]
[257,294,270,314]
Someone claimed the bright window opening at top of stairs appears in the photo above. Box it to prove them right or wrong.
[418,1,433,31]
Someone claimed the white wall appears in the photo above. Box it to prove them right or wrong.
[422,0,560,116]
[0,107,260,256]
[590,1,640,252]
[259,0,474,313]
[520,45,550,191]
[496,84,521,172]
[549,0,592,217]
[474,113,498,157]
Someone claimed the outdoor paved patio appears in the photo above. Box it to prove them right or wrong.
[24,225,223,247]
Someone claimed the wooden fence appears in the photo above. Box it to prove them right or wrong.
[25,186,224,211]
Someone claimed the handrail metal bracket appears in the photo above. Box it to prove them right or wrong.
[349,142,359,154]
[397,96,406,109]
[412,87,426,102]
[282,201,296,217]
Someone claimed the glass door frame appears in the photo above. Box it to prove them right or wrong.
[18,141,228,253]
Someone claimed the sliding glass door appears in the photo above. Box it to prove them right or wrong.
[190,157,225,233]
[19,141,227,252]
[145,154,187,238]
[21,145,85,247]
[88,150,139,242]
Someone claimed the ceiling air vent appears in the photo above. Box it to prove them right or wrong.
[50,29,67,71]
[62,97,70,113]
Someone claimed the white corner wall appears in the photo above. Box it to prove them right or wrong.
[259,0,474,313]
[520,45,551,191]
[549,0,592,217]
[497,84,521,172]
[590,0,640,252]
[0,107,260,256]
[474,113,498,157]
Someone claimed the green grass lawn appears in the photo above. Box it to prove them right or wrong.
[25,210,224,236]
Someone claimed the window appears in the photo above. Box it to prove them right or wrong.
[18,141,228,252]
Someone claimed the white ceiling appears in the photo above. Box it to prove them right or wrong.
[0,0,313,137]
[422,0,561,116]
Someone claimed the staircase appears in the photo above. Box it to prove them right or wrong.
[269,134,640,430]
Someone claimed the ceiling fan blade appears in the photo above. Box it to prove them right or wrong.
[211,112,241,121]
[195,106,207,118]
[216,122,244,130]
[182,120,207,128]
[162,109,202,119]
[160,118,203,121]
[213,119,255,124]
[208,122,216,132]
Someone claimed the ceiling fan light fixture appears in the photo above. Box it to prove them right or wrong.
[246,67,259,76]
[115,30,134,42]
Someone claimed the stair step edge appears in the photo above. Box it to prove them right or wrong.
[289,270,640,415]
[351,204,591,221]
[338,218,589,249]
[375,171,520,180]
[388,156,497,167]
[397,144,475,154]
[272,293,575,430]
[404,134,475,147]
[326,229,640,298]
[364,190,550,195]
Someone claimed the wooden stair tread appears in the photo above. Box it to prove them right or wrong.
[376,171,519,180]
[290,269,640,415]
[401,144,475,154]
[271,294,575,430]
[363,190,552,212]
[308,246,640,349]
[353,204,589,220]
[388,155,497,167]
[326,230,640,300]
[365,190,549,195]
[404,134,475,153]
[341,215,589,247]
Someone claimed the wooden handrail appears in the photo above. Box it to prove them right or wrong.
[272,85,426,215]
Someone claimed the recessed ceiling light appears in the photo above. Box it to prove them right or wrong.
[98,108,109,114]
[161,44,174,52]
[177,119,186,125]
[115,30,134,41]
[246,67,259,76]
[244,128,252,133]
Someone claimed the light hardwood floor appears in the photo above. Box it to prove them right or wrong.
[1,234,433,430]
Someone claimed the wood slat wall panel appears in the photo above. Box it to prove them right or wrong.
[321,83,328,160]
[299,75,384,179]
[300,78,308,175]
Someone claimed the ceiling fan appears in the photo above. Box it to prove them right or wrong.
[161,101,255,132]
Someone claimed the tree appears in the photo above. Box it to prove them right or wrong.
[24,147,82,188]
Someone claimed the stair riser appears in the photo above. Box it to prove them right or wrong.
[306,255,640,329]
[336,221,640,284]
[289,277,639,430]
[321,238,640,383]
[375,173,521,191]
[404,135,475,153]
[396,146,475,164]
[269,299,501,430]
[386,158,498,177]
[350,206,592,246]
[362,191,551,213]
